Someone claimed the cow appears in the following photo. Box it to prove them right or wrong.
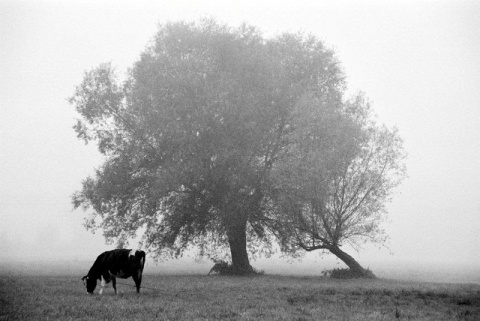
[82,249,145,295]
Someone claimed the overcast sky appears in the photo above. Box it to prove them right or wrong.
[1,0,479,278]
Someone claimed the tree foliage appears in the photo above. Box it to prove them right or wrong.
[271,94,406,275]
[70,20,347,272]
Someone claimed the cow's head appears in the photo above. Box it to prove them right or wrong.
[128,250,145,269]
[82,275,96,294]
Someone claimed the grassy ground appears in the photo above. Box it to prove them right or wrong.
[0,273,479,320]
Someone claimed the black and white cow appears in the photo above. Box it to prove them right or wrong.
[82,249,145,295]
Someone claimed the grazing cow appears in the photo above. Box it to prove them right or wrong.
[82,249,145,295]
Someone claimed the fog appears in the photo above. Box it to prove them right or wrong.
[2,256,479,285]
[1,1,479,284]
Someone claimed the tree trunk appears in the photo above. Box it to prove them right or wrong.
[227,221,253,275]
[328,245,375,278]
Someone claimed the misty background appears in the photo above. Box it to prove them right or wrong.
[1,0,479,284]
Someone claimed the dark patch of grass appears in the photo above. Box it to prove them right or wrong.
[458,298,472,306]
[324,288,337,295]
[287,293,317,305]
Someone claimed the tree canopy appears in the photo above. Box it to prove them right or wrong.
[70,20,404,274]
[271,94,406,276]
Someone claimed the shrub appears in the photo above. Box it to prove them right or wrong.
[325,268,376,279]
[207,260,264,276]
[208,260,231,275]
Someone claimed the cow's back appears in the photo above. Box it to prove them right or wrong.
[88,249,128,276]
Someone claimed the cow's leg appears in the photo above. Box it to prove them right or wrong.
[112,276,117,295]
[99,275,106,295]
[132,272,142,293]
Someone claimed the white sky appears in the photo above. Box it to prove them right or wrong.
[1,0,479,277]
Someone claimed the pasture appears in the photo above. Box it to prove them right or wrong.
[1,273,479,320]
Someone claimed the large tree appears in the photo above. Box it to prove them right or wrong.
[69,20,345,273]
[271,94,406,277]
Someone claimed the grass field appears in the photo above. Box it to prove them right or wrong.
[1,273,479,320]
